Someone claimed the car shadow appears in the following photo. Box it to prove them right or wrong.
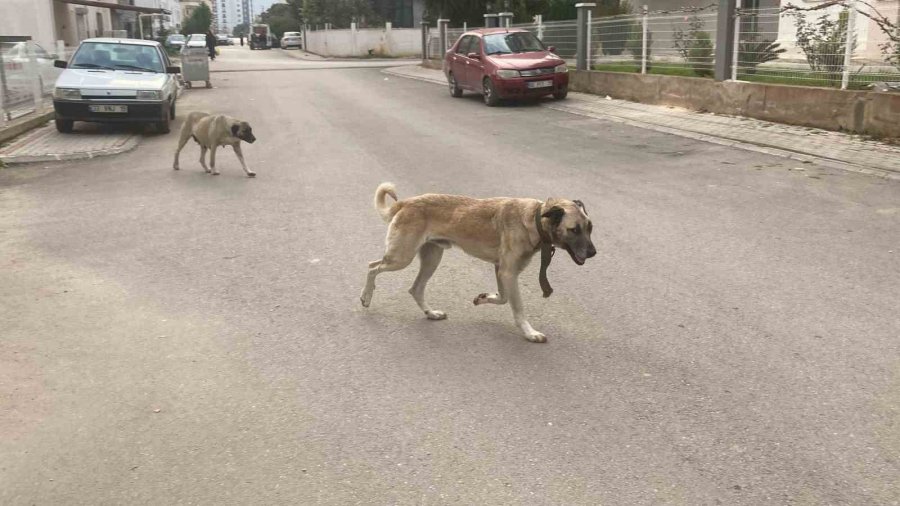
[459,92,554,109]
[67,122,164,137]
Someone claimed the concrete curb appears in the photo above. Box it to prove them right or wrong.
[0,110,55,145]
[0,126,141,166]
[382,66,900,181]
[381,67,445,86]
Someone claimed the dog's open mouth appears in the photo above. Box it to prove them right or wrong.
[564,245,586,266]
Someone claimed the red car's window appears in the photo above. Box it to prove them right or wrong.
[467,37,481,56]
[484,32,544,55]
[456,36,473,55]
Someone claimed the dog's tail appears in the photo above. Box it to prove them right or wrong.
[374,182,398,223]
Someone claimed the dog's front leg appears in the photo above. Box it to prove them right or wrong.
[233,144,255,178]
[209,145,220,175]
[473,264,507,305]
[199,146,210,173]
[500,268,546,343]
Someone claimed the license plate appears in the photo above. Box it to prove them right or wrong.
[89,105,128,113]
[527,80,553,89]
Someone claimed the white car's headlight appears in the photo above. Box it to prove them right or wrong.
[136,90,162,101]
[54,88,81,100]
[496,69,521,79]
[555,64,569,73]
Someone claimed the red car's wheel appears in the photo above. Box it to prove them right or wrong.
[482,77,499,107]
[448,73,463,98]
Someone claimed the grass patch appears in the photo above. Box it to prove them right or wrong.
[591,62,895,90]
[592,62,702,78]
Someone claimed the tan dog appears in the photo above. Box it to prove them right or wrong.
[173,111,257,177]
[360,183,597,343]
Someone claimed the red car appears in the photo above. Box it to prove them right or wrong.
[443,28,569,106]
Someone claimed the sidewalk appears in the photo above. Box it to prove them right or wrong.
[0,121,139,165]
[383,65,900,179]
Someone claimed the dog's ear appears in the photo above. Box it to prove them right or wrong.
[573,199,587,214]
[542,205,566,225]
[231,123,240,137]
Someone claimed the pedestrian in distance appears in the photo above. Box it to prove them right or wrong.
[206,30,217,60]
[240,34,244,46]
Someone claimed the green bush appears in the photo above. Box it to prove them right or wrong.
[672,15,713,77]
[790,10,855,85]
[688,31,714,77]
[738,36,786,75]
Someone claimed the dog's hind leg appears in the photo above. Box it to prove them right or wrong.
[409,241,447,320]
[199,146,210,173]
[499,265,546,343]
[473,264,508,306]
[233,143,255,178]
[172,126,193,170]
[360,223,422,308]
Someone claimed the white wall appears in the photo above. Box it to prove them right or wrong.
[306,25,421,57]
[0,0,57,49]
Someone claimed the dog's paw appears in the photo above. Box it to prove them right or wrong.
[524,331,547,343]
[211,171,220,176]
[425,310,447,320]
[473,293,490,305]
[247,171,256,178]
[360,293,372,308]
[173,165,180,171]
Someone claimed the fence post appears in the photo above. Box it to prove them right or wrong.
[731,0,742,80]
[421,21,429,61]
[26,43,43,110]
[714,0,738,81]
[0,49,7,126]
[535,14,543,40]
[841,1,856,90]
[463,22,467,32]
[641,5,648,74]
[576,3,596,71]
[438,18,449,52]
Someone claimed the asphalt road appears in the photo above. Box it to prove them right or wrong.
[2,46,899,505]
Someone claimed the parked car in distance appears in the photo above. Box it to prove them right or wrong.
[280,32,302,49]
[52,38,180,133]
[443,28,569,106]
[216,33,232,45]
[165,33,185,50]
[183,33,207,52]
[0,40,59,95]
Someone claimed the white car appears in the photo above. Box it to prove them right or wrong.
[52,38,180,133]
[166,34,186,50]
[183,33,207,51]
[280,32,302,49]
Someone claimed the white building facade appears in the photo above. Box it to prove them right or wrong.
[214,0,254,35]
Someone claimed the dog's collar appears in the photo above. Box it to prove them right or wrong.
[534,204,555,298]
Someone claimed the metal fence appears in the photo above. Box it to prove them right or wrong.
[735,5,899,89]
[589,10,720,77]
[540,20,578,62]
[420,3,899,90]
[1,40,69,124]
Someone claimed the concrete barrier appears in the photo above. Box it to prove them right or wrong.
[569,71,900,138]
[306,24,421,58]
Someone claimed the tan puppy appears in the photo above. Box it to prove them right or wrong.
[360,183,597,343]
[173,111,257,177]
